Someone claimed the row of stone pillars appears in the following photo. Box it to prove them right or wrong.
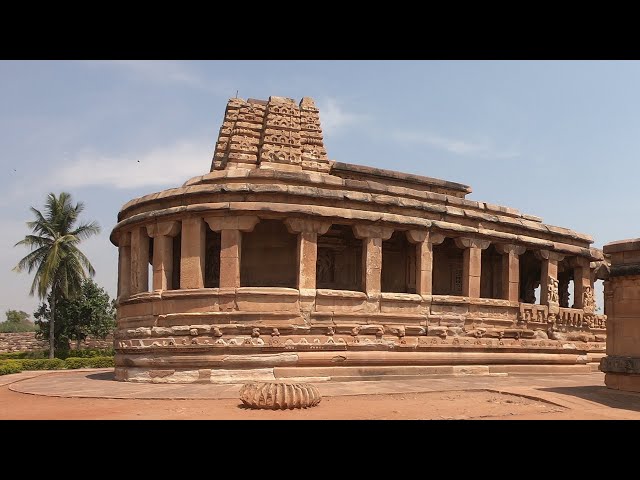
[116,216,592,308]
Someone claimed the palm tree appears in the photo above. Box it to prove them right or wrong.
[13,192,101,358]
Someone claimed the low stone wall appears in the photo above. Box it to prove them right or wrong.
[0,332,114,353]
[0,332,47,353]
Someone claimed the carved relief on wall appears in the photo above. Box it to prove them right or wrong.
[583,285,595,313]
[317,249,334,286]
[548,276,559,304]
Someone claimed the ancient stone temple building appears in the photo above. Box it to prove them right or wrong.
[111,96,608,383]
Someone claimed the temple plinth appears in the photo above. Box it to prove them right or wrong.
[110,95,607,383]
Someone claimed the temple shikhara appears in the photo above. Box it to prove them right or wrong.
[110,96,608,383]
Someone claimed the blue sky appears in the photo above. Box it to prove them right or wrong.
[1,60,637,316]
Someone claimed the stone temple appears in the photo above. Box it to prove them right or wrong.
[110,95,608,383]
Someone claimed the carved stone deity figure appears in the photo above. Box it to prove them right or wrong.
[583,285,595,312]
[548,276,559,304]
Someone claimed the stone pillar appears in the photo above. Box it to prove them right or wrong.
[146,221,181,291]
[284,219,332,290]
[570,257,591,309]
[406,230,445,296]
[130,226,150,294]
[353,225,393,296]
[454,237,490,298]
[537,250,565,309]
[495,244,526,302]
[205,216,260,289]
[180,217,206,289]
[600,238,640,392]
[116,231,131,300]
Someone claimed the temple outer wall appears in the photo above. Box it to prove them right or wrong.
[600,238,640,392]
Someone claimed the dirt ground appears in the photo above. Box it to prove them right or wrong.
[0,385,583,420]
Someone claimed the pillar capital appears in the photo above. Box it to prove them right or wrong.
[406,230,446,245]
[204,215,259,232]
[353,224,394,241]
[146,221,181,238]
[454,237,491,250]
[284,218,332,235]
[536,249,565,262]
[566,256,590,268]
[494,243,526,256]
[114,230,131,247]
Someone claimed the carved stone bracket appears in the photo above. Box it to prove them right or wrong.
[536,250,566,262]
[145,221,181,238]
[204,215,259,232]
[284,218,332,235]
[494,244,526,256]
[454,237,491,250]
[353,224,394,240]
[406,230,446,245]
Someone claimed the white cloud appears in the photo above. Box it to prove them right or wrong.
[317,98,368,136]
[393,130,520,160]
[53,139,214,189]
[85,61,229,94]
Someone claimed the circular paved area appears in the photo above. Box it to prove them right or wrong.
[3,369,640,419]
[2,369,634,403]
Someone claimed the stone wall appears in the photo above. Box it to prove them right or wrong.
[0,332,114,353]
[0,332,47,353]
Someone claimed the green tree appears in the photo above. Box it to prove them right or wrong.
[13,192,100,358]
[6,310,29,324]
[0,309,36,333]
[34,278,116,350]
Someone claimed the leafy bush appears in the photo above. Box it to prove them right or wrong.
[0,348,114,360]
[16,359,65,370]
[63,356,114,369]
[0,354,114,375]
[0,351,46,360]
[0,363,22,375]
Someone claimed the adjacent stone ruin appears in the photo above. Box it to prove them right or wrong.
[600,239,640,392]
[110,95,608,383]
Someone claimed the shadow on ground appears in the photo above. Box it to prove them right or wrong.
[541,385,640,412]
[86,372,115,381]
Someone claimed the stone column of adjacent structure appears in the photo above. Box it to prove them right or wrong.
[454,237,490,298]
[284,218,332,290]
[205,216,260,289]
[353,225,394,296]
[600,238,640,392]
[146,221,181,291]
[180,217,206,289]
[570,256,592,309]
[537,250,565,308]
[406,230,445,296]
[130,226,151,294]
[116,231,131,301]
[495,244,526,302]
